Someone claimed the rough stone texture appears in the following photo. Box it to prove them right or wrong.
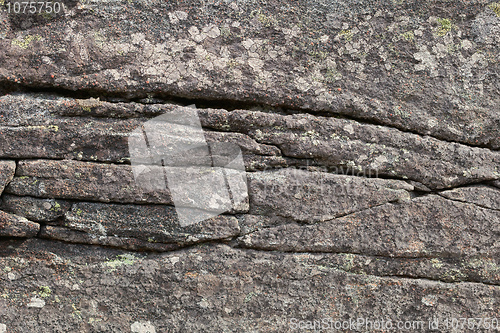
[7,159,250,213]
[0,240,499,333]
[39,225,180,252]
[239,195,500,258]
[0,0,499,330]
[0,95,285,170]
[247,168,413,223]
[0,195,71,222]
[0,0,499,150]
[439,185,500,210]
[0,161,16,195]
[0,210,39,238]
[64,202,240,244]
[198,108,500,189]
[6,159,172,204]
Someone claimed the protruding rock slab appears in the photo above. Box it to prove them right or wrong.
[39,226,180,252]
[0,160,15,195]
[1,195,71,222]
[239,195,500,258]
[7,159,249,212]
[0,241,498,332]
[305,252,500,285]
[200,109,500,189]
[0,0,499,150]
[0,210,39,237]
[248,168,413,222]
[0,95,283,169]
[439,185,500,210]
[63,202,240,244]
[6,159,172,204]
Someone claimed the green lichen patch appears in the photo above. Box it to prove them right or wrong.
[436,18,455,36]
[38,286,51,298]
[400,31,414,41]
[338,30,353,41]
[76,97,102,111]
[11,35,42,49]
[488,2,500,16]
[103,254,137,271]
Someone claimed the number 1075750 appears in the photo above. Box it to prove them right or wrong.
[5,1,64,14]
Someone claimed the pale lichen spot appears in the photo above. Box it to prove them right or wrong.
[460,39,473,50]
[11,35,42,49]
[27,296,46,308]
[168,10,188,24]
[131,321,156,333]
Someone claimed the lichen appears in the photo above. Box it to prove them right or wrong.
[50,202,62,212]
[401,31,414,41]
[103,254,137,271]
[76,97,102,110]
[436,18,455,36]
[488,2,500,16]
[338,30,353,41]
[250,9,277,27]
[26,125,58,132]
[324,67,342,83]
[38,286,51,298]
[11,35,42,49]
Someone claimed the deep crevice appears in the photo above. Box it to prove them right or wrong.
[1,83,498,152]
[0,81,288,113]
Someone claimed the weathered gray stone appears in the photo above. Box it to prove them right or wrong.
[0,95,284,168]
[0,195,71,222]
[199,109,500,189]
[7,159,250,212]
[248,168,413,222]
[239,195,500,258]
[0,0,499,329]
[439,185,500,210]
[0,240,498,332]
[6,159,173,204]
[39,225,180,252]
[0,160,15,195]
[0,1,498,150]
[300,252,500,285]
[63,202,240,245]
[236,214,291,236]
[0,210,39,237]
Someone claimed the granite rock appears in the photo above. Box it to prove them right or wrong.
[0,210,39,238]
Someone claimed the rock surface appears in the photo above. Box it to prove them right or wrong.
[0,161,16,195]
[0,0,499,331]
[239,194,500,258]
[1,195,71,222]
[0,240,499,332]
[0,210,39,237]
